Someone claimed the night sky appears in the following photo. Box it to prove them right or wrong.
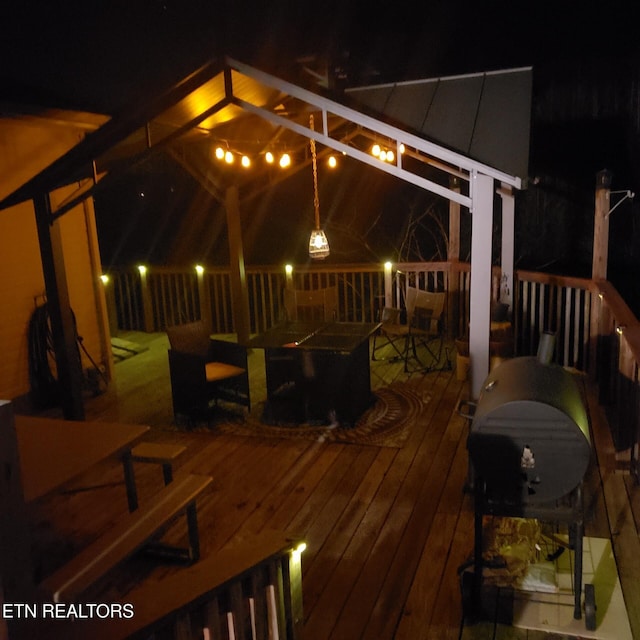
[3,1,640,288]
[4,1,637,112]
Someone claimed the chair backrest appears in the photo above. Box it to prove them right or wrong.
[379,306,402,326]
[283,287,338,322]
[411,289,446,334]
[166,321,211,355]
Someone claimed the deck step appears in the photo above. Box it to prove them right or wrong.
[39,472,213,603]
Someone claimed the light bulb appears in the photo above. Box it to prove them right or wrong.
[279,153,291,168]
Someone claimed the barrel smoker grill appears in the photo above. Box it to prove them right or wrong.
[465,356,596,629]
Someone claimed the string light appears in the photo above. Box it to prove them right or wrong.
[212,142,295,169]
[279,153,291,168]
[370,142,402,163]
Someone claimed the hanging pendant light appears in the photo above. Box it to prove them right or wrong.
[308,114,330,260]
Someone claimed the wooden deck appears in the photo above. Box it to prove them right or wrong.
[23,331,640,639]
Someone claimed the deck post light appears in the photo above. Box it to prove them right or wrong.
[285,264,294,288]
[384,262,393,308]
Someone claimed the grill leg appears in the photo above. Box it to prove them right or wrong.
[573,485,584,620]
[471,478,485,616]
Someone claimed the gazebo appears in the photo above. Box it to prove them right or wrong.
[0,56,532,413]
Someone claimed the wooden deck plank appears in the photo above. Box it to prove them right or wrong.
[242,441,344,536]
[322,371,462,639]
[301,446,397,614]
[18,332,639,640]
[395,420,472,638]
[297,446,383,570]
[361,374,468,638]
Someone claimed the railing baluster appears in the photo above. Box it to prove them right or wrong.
[563,286,572,366]
[173,610,192,640]
[229,581,250,640]
[203,595,224,640]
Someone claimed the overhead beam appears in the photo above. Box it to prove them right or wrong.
[232,96,472,207]
[226,57,522,189]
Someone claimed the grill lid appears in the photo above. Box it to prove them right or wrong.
[468,357,590,505]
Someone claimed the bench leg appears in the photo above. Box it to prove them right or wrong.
[122,451,139,512]
[186,502,201,562]
[141,502,201,563]
[162,462,174,485]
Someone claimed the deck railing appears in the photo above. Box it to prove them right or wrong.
[59,537,305,640]
[104,261,640,481]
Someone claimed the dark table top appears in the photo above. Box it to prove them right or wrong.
[247,321,381,352]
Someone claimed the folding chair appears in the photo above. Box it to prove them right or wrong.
[371,306,410,361]
[405,289,450,373]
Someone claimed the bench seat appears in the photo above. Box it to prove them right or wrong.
[39,472,213,604]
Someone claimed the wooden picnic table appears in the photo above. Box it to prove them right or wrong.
[15,415,150,503]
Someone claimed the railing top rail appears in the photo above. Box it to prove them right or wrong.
[516,269,597,291]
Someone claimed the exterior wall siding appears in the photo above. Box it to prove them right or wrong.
[0,115,109,403]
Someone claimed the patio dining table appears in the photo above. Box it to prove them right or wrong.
[248,321,381,426]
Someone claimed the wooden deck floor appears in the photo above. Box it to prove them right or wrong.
[23,331,640,639]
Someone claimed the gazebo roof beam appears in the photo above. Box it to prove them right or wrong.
[226,57,522,190]
[232,95,472,207]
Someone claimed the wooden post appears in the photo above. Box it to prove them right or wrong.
[196,266,212,333]
[82,196,114,383]
[34,192,85,420]
[469,171,494,399]
[499,184,515,314]
[0,401,35,614]
[592,170,612,281]
[102,276,119,337]
[591,171,613,382]
[226,186,251,345]
[138,266,154,333]
[384,262,393,308]
[448,176,461,339]
[448,176,461,262]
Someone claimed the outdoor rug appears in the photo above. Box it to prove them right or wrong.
[187,383,429,448]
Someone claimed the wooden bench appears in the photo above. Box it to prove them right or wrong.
[38,472,213,604]
[47,531,305,640]
[124,442,187,511]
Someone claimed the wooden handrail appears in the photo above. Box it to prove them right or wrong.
[105,260,640,480]
[40,532,305,640]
